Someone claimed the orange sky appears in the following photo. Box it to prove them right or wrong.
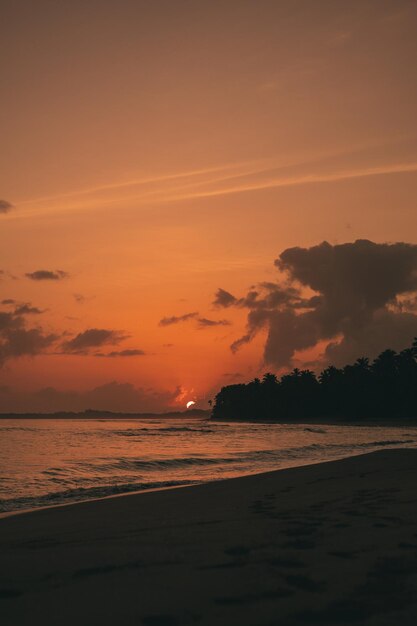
[1,0,417,411]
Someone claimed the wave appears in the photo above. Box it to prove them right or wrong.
[77,438,417,474]
[304,427,327,434]
[2,434,415,515]
[0,479,199,513]
[112,426,215,436]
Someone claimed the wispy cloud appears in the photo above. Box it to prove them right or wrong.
[17,161,256,209]
[166,161,417,204]
[13,147,417,219]
[197,317,231,328]
[159,312,199,327]
[159,311,231,329]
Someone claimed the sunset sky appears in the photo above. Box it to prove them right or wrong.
[1,0,417,412]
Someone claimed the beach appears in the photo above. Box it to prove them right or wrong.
[2,449,417,625]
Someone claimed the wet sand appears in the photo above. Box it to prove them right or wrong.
[2,449,417,625]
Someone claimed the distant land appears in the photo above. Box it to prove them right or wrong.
[0,408,210,419]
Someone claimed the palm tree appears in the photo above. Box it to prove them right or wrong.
[262,372,278,385]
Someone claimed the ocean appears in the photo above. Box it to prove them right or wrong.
[1,417,417,515]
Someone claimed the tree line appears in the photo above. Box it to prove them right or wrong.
[211,339,417,421]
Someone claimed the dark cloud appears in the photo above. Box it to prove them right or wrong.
[159,312,199,326]
[0,311,20,332]
[0,308,57,365]
[222,240,417,369]
[94,349,146,357]
[276,240,417,312]
[62,328,128,353]
[26,270,69,281]
[213,288,237,308]
[1,299,15,305]
[197,317,231,328]
[324,309,417,365]
[0,328,57,362]
[213,284,299,310]
[14,303,43,315]
[0,382,181,413]
[159,310,231,329]
[0,305,137,365]
[0,200,13,214]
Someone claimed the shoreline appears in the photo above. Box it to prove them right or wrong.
[3,442,417,521]
[0,480,202,521]
[2,449,417,625]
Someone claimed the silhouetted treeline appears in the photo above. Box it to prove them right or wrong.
[212,339,417,421]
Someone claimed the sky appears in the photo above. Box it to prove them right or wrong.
[1,0,417,412]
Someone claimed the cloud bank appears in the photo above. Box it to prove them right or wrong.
[216,240,417,368]
[0,382,180,414]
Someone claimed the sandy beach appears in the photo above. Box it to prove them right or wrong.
[2,449,417,626]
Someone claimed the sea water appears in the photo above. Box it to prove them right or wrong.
[1,417,417,514]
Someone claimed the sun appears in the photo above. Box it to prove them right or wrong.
[186,401,196,409]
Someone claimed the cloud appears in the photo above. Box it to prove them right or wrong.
[0,382,181,413]
[213,284,299,310]
[1,299,15,305]
[26,270,69,281]
[0,200,13,214]
[94,349,146,358]
[14,303,43,315]
[221,240,417,368]
[159,310,231,329]
[0,308,57,365]
[62,328,128,353]
[0,311,20,332]
[159,312,199,326]
[213,288,237,308]
[0,305,137,365]
[168,161,417,204]
[0,271,18,281]
[197,317,231,328]
[0,328,57,362]
[73,293,95,304]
